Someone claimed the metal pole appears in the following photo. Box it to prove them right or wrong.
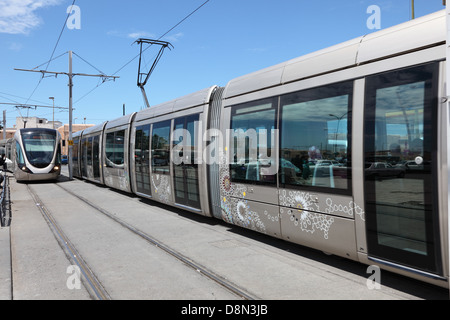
[2,110,6,140]
[49,97,55,129]
[68,51,73,181]
[411,0,415,19]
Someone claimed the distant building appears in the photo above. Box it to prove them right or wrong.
[58,123,95,155]
[0,129,16,140]
[16,117,63,130]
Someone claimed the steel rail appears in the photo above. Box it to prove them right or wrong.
[26,185,111,300]
[55,183,258,300]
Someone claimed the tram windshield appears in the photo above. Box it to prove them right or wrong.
[21,130,57,168]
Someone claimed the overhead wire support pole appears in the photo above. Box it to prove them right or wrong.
[14,50,119,180]
[135,38,173,108]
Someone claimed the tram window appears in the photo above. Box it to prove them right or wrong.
[16,142,24,165]
[81,138,88,176]
[105,130,126,167]
[73,138,79,170]
[230,98,277,185]
[135,124,151,193]
[92,136,100,179]
[87,138,93,166]
[73,139,79,161]
[115,130,125,164]
[152,120,171,174]
[280,82,353,193]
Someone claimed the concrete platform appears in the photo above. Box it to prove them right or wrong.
[1,168,448,301]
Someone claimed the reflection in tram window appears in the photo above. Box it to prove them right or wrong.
[364,62,440,273]
[151,120,171,174]
[21,130,58,168]
[230,99,277,185]
[173,114,201,208]
[15,141,24,166]
[73,137,79,174]
[92,136,100,179]
[279,82,353,193]
[105,130,125,167]
[135,124,151,194]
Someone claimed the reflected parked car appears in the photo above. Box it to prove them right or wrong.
[365,162,405,179]
[313,160,342,177]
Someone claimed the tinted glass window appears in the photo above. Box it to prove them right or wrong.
[21,130,57,168]
[280,82,353,193]
[105,130,126,167]
[73,138,79,173]
[152,120,171,174]
[364,63,441,273]
[230,98,277,185]
[135,124,151,194]
[16,141,24,165]
[92,136,100,179]
[173,114,201,208]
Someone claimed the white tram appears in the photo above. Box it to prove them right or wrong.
[72,10,450,288]
[12,128,62,182]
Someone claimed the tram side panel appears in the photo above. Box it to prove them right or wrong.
[216,84,358,260]
[129,107,211,215]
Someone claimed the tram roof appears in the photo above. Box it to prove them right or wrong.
[81,122,107,136]
[134,86,217,123]
[223,9,446,99]
[104,113,136,130]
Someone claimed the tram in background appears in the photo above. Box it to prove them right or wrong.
[71,10,450,288]
[12,128,62,182]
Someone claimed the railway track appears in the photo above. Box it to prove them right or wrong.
[26,185,111,300]
[25,182,258,300]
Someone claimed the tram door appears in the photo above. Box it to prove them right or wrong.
[92,136,100,181]
[173,114,201,209]
[363,63,442,275]
[134,124,151,196]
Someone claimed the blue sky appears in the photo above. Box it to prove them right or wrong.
[0,0,445,127]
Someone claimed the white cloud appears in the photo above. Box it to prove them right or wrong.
[8,42,24,51]
[0,0,63,35]
[127,31,156,39]
[126,31,184,42]
[164,32,184,42]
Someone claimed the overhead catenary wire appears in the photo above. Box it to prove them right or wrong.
[112,0,211,76]
[31,51,69,72]
[74,0,211,106]
[10,51,107,121]
[23,0,77,118]
[0,91,60,108]
[72,52,106,76]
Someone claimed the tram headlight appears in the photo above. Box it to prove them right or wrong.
[51,165,60,172]
[20,166,32,173]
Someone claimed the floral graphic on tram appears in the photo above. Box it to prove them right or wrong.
[151,174,171,203]
[219,153,365,240]
[279,190,334,239]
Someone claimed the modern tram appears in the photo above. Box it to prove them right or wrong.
[72,10,450,288]
[12,128,62,182]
